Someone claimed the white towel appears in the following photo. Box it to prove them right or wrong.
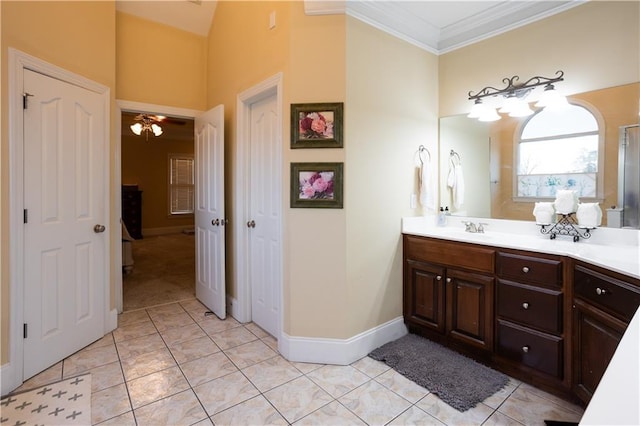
[447,161,465,209]
[576,203,602,228]
[554,190,578,214]
[533,202,555,224]
[419,162,436,212]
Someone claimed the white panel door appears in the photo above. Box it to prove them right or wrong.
[249,94,281,337]
[23,69,106,379]
[194,105,226,319]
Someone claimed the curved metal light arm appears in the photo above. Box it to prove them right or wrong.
[468,70,564,101]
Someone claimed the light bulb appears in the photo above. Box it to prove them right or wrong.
[535,85,569,110]
[130,123,143,135]
[151,124,163,136]
[508,99,534,117]
[468,100,487,118]
[498,96,519,114]
[478,107,501,122]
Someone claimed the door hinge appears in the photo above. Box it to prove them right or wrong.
[24,209,28,224]
[23,323,28,339]
[23,92,33,110]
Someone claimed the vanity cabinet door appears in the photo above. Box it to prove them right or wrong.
[571,261,640,405]
[572,299,626,404]
[404,259,446,333]
[446,268,494,352]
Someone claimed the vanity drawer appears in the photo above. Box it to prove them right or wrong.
[574,265,640,322]
[404,235,494,274]
[497,320,563,378]
[497,252,562,288]
[497,280,562,334]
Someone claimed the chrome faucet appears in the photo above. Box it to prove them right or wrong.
[463,221,489,233]
[464,221,478,233]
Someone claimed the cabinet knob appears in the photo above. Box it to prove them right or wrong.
[522,302,529,310]
[596,287,607,296]
[436,275,442,281]
[446,278,452,283]
[522,266,530,273]
[522,345,530,353]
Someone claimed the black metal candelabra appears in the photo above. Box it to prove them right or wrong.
[537,213,595,242]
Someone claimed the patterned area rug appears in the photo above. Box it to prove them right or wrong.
[1,374,91,425]
[369,334,508,412]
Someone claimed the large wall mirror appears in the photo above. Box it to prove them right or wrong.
[439,82,640,228]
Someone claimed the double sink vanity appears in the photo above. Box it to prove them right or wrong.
[402,216,640,407]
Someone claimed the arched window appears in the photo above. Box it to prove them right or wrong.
[516,102,603,199]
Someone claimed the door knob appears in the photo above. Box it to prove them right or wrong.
[94,224,106,233]
[247,220,255,228]
[212,219,219,226]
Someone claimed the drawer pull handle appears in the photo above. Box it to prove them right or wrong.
[446,278,452,283]
[522,345,530,353]
[596,287,607,296]
[436,275,442,281]
[522,302,529,310]
[522,266,530,273]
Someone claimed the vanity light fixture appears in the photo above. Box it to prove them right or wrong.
[130,114,163,141]
[467,71,566,121]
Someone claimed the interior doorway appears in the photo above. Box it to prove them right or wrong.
[116,101,200,312]
[235,73,284,343]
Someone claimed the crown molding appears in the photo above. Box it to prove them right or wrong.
[305,0,587,55]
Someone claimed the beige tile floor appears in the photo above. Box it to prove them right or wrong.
[14,299,585,425]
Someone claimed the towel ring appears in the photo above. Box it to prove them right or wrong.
[450,149,461,164]
[418,145,431,165]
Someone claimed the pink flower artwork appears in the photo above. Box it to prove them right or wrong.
[298,171,335,200]
[298,111,335,140]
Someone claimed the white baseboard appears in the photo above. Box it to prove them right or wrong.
[0,361,18,397]
[279,316,407,365]
[141,225,193,236]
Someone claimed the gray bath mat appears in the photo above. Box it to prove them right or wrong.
[369,333,508,411]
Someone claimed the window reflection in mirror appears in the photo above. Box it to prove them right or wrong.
[439,82,640,226]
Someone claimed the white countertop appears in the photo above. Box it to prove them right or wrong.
[402,215,640,280]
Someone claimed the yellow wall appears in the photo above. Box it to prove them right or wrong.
[491,83,640,221]
[439,1,640,117]
[345,17,439,336]
[206,0,292,323]
[121,134,195,232]
[116,12,207,110]
[1,1,116,366]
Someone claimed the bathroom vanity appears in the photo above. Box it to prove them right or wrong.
[402,216,640,406]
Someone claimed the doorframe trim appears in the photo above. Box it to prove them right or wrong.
[235,73,284,339]
[5,48,110,394]
[115,100,200,313]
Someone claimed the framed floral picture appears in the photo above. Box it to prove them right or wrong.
[290,162,344,208]
[290,102,343,148]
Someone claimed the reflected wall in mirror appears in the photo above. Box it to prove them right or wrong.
[439,82,640,227]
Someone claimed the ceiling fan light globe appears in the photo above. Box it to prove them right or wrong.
[130,123,143,135]
[151,124,163,136]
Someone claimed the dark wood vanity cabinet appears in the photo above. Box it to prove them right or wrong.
[495,251,565,381]
[571,262,640,404]
[403,233,640,406]
[403,236,495,354]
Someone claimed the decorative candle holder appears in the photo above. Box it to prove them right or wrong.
[537,212,595,242]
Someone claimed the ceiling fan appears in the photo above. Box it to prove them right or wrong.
[129,113,187,141]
